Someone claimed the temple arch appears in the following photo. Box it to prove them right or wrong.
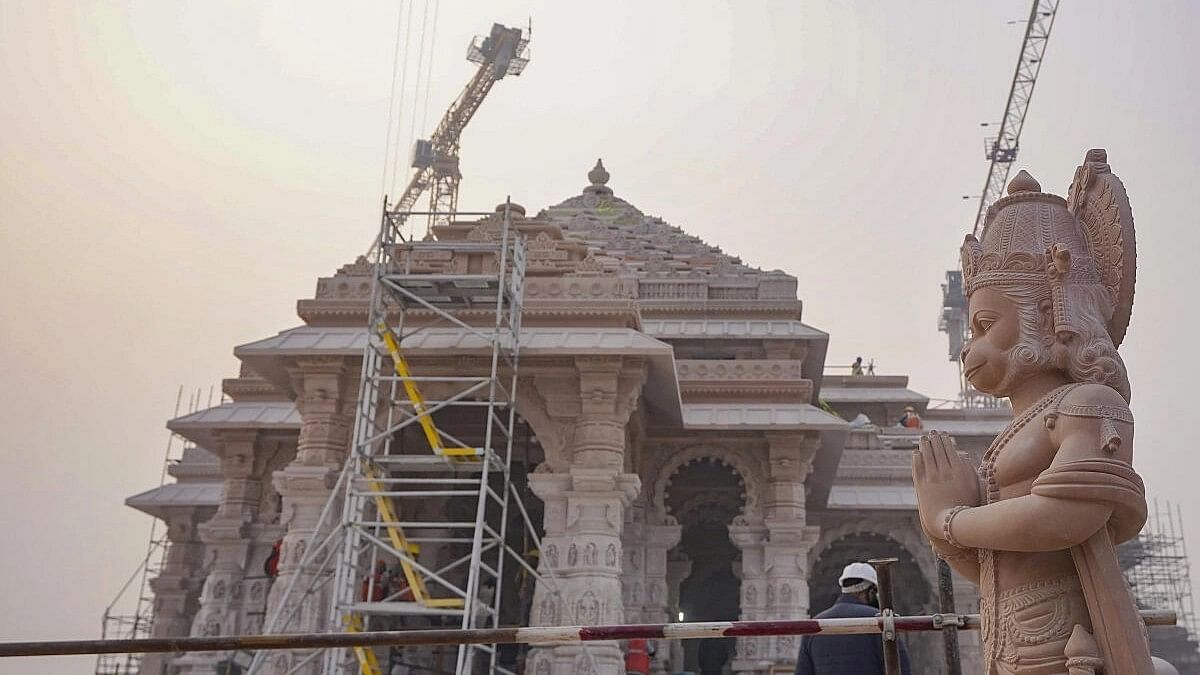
[651,444,766,523]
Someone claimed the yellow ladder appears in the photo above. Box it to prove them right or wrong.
[377,322,480,463]
[361,322,467,611]
[364,465,464,609]
[343,614,383,675]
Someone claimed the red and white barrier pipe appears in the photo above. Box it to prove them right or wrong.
[0,610,1175,658]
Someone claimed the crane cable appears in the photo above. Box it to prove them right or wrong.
[379,0,408,201]
[388,0,417,200]
[419,0,441,136]
[407,0,433,174]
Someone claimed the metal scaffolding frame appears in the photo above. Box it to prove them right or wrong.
[96,387,208,675]
[251,203,587,675]
[1123,500,1198,636]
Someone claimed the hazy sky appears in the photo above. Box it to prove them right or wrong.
[2,1,1199,672]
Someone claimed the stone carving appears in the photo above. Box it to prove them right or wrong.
[568,543,578,567]
[746,585,757,605]
[781,583,792,605]
[545,544,559,569]
[583,542,598,566]
[575,591,601,625]
[535,657,551,675]
[539,597,559,625]
[211,580,226,600]
[605,543,617,567]
[766,584,776,607]
[913,152,1153,673]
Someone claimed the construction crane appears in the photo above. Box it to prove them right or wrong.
[392,22,530,238]
[938,0,1058,405]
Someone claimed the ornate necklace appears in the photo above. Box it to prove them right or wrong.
[980,383,1077,503]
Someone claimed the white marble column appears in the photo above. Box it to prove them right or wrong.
[262,356,354,675]
[141,507,209,675]
[728,434,820,673]
[526,356,646,675]
[175,429,269,674]
[642,520,681,675]
[760,434,821,666]
[665,551,693,674]
[621,505,649,625]
[729,517,769,671]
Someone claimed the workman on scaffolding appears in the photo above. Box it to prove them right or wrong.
[897,406,923,430]
[795,562,911,675]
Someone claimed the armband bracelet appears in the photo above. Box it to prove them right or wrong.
[943,506,970,550]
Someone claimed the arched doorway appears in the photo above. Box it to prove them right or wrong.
[808,532,942,674]
[666,457,746,675]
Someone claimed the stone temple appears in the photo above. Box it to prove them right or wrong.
[125,160,1011,674]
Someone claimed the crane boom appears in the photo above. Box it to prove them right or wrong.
[971,0,1058,236]
[939,0,1058,406]
[392,23,530,232]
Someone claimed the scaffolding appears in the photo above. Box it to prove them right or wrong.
[96,538,167,675]
[96,387,211,675]
[251,203,580,675]
[1123,500,1198,635]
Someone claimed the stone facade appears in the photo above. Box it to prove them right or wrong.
[127,161,1006,674]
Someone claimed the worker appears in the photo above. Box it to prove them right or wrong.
[898,406,923,430]
[361,560,387,602]
[795,562,912,675]
[263,539,282,579]
[850,356,865,376]
[625,638,651,675]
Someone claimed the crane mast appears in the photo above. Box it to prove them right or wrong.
[939,0,1058,405]
[971,0,1058,236]
[393,23,530,234]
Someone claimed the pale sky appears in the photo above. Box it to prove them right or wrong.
[2,1,1199,672]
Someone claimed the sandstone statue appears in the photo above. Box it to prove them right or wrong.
[912,150,1154,673]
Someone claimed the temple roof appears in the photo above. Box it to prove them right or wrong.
[539,159,793,282]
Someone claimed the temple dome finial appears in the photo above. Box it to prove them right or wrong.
[1007,170,1041,195]
[588,158,610,186]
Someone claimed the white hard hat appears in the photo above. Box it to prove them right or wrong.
[1152,657,1180,675]
[838,562,879,590]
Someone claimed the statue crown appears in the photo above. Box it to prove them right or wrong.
[960,151,1136,346]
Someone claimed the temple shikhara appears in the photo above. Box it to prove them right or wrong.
[120,161,1015,675]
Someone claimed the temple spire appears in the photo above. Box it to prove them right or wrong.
[588,158,610,186]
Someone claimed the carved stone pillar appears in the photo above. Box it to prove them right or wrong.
[175,429,270,674]
[526,356,645,675]
[728,434,820,673]
[665,551,693,674]
[642,520,681,675]
[141,507,209,675]
[622,504,649,625]
[729,517,769,671]
[761,434,821,666]
[262,356,354,675]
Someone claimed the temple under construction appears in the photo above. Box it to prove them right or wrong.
[98,159,1200,675]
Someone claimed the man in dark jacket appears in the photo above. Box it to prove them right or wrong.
[795,562,912,675]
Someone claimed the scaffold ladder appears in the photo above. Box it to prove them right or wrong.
[325,203,526,675]
[248,204,592,675]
